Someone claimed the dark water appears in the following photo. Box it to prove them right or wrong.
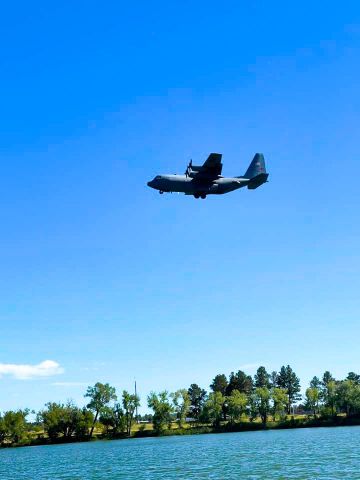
[1,426,360,479]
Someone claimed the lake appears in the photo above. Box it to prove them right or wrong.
[0,426,359,479]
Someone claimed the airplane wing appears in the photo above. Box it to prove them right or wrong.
[187,153,223,180]
[202,153,223,175]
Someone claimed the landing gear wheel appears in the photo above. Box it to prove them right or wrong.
[194,193,200,199]
[159,191,164,194]
[200,194,206,199]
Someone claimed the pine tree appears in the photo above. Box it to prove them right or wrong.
[276,365,301,414]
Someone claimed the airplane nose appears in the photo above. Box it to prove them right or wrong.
[147,180,153,187]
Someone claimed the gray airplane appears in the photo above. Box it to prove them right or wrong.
[147,153,268,199]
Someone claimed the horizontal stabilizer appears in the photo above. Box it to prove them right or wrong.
[247,172,269,189]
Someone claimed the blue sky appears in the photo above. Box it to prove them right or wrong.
[0,1,360,412]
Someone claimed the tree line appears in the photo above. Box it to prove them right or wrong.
[1,365,360,446]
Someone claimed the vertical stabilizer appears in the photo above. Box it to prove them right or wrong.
[244,153,266,179]
[244,153,268,189]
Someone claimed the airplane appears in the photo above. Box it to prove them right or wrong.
[147,153,269,199]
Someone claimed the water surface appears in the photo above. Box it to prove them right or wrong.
[0,426,359,479]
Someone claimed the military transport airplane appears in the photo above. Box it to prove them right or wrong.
[147,153,268,199]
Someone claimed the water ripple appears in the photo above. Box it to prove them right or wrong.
[0,426,359,479]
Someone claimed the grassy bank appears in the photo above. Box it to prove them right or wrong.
[4,415,360,449]
[133,414,360,438]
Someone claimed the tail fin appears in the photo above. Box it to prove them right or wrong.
[244,153,268,189]
[244,153,266,179]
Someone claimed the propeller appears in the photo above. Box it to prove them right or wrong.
[185,159,192,177]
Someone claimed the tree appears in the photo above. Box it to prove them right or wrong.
[99,403,126,435]
[227,390,247,423]
[122,390,140,436]
[322,371,335,386]
[346,372,360,385]
[326,380,338,416]
[39,402,93,440]
[305,388,320,417]
[210,374,228,395]
[321,375,337,416]
[320,371,335,402]
[147,391,174,434]
[85,382,117,438]
[0,415,6,444]
[254,366,271,389]
[205,392,224,427]
[309,376,321,389]
[113,403,127,433]
[270,371,278,389]
[247,393,258,422]
[1,410,29,444]
[271,388,288,421]
[210,374,228,420]
[336,380,353,416]
[171,389,190,428]
[99,407,115,434]
[226,371,253,395]
[75,408,94,438]
[276,365,301,413]
[254,387,271,425]
[336,380,360,416]
[187,384,207,422]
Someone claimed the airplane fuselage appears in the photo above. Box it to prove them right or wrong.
[147,174,249,197]
[147,152,268,198]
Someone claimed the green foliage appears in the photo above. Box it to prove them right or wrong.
[227,390,247,423]
[276,365,301,413]
[305,387,320,417]
[336,380,360,416]
[322,380,337,415]
[210,374,228,395]
[0,409,29,445]
[99,403,126,435]
[4,366,360,450]
[226,371,253,395]
[147,391,174,434]
[85,382,117,438]
[0,416,6,444]
[322,371,335,387]
[112,403,127,434]
[271,388,288,421]
[248,393,258,422]
[39,402,93,440]
[74,408,94,438]
[205,392,224,427]
[122,391,140,436]
[309,376,321,389]
[171,389,190,428]
[85,382,117,413]
[254,366,271,389]
[254,387,271,425]
[187,384,207,421]
[270,371,278,388]
[346,372,360,385]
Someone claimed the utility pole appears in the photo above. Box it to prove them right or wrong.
[135,380,138,422]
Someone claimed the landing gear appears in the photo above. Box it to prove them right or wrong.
[200,194,206,199]
[159,191,164,194]
[194,193,200,199]
[193,193,207,199]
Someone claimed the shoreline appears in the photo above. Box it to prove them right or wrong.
[2,415,360,450]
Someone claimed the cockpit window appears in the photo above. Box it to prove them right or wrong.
[155,175,162,180]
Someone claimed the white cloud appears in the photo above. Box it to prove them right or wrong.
[0,360,64,380]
